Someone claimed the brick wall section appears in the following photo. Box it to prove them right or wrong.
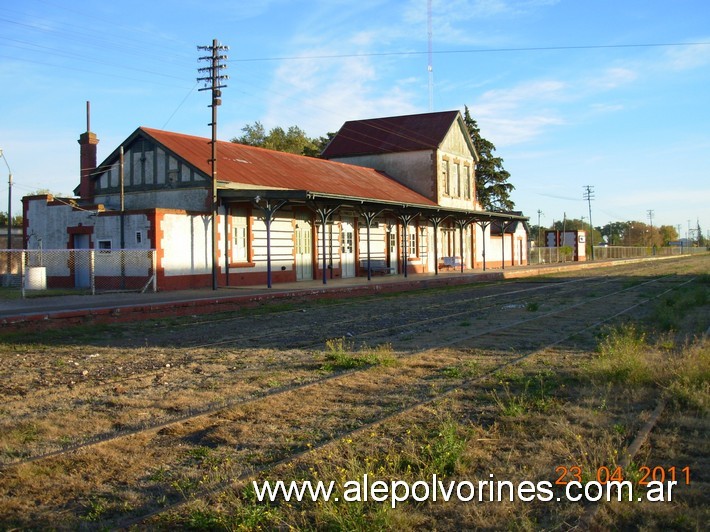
[78,132,99,199]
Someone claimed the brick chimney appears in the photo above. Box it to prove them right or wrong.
[78,101,99,199]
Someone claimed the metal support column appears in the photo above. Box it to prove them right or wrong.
[396,212,418,278]
[312,204,339,285]
[427,215,445,275]
[455,217,474,273]
[359,208,384,281]
[253,197,287,288]
[478,221,490,271]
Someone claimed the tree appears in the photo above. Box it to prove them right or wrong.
[463,106,515,211]
[658,225,678,245]
[0,212,22,227]
[305,132,336,158]
[235,121,266,147]
[696,221,705,247]
[600,221,628,245]
[232,122,321,157]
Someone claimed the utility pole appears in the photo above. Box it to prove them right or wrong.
[536,209,543,263]
[0,149,12,251]
[427,0,434,111]
[583,185,595,260]
[647,209,654,247]
[198,39,229,291]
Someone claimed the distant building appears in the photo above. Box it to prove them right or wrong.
[545,229,586,261]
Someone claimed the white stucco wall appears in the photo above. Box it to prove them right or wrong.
[251,216,295,273]
[161,212,218,276]
[25,198,149,251]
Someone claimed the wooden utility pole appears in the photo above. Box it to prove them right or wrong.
[583,185,595,260]
[198,39,229,290]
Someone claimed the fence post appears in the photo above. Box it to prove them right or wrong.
[90,249,96,295]
[20,250,26,299]
[152,250,157,292]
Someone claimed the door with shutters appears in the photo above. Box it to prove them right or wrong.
[295,215,313,281]
[341,219,355,278]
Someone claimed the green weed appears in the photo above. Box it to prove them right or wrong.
[440,361,479,379]
[320,338,397,371]
[662,340,710,413]
[589,324,653,385]
[490,374,557,416]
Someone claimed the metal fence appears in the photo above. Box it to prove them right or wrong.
[530,245,706,264]
[1,249,156,297]
[591,246,706,260]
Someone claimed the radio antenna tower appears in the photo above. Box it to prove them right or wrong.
[427,0,433,111]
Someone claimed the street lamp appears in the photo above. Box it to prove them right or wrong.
[0,149,12,250]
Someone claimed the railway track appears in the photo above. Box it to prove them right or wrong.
[0,275,635,464]
[2,256,706,529]
[0,277,612,437]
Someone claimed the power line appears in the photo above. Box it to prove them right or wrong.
[230,41,710,63]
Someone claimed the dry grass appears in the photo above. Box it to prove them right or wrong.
[0,256,708,529]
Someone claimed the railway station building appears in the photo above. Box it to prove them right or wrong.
[22,110,529,290]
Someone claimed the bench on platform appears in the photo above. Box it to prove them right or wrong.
[359,258,394,275]
[441,256,462,270]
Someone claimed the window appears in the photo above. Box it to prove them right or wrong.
[452,163,460,197]
[442,159,450,195]
[408,231,417,257]
[232,207,249,262]
[135,231,143,245]
[98,240,112,253]
[463,165,471,200]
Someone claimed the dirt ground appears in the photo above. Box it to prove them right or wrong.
[0,255,708,530]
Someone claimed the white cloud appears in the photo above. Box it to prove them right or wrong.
[590,67,638,90]
[588,103,624,113]
[263,51,418,134]
[662,41,710,71]
[468,80,566,144]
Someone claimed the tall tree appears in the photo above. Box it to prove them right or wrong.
[696,221,705,246]
[232,122,319,157]
[235,121,266,146]
[463,106,515,211]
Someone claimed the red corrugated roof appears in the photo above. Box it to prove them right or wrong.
[140,127,437,206]
[321,110,461,158]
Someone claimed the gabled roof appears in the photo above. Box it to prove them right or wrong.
[489,212,530,235]
[321,110,466,158]
[128,127,438,207]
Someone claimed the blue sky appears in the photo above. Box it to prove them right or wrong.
[1,0,708,237]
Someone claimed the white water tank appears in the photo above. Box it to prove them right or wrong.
[25,266,47,290]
